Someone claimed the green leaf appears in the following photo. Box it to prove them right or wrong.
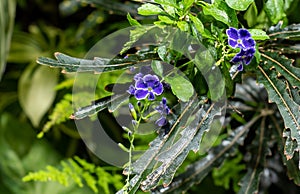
[121,26,154,54]
[71,93,129,120]
[138,3,164,16]
[141,104,222,191]
[161,5,176,17]
[261,52,300,89]
[189,14,204,33]
[37,50,158,73]
[257,59,300,166]
[220,62,234,97]
[243,2,258,27]
[0,0,16,81]
[181,0,194,11]
[194,49,225,101]
[176,21,189,32]
[165,75,194,102]
[151,60,163,77]
[248,29,269,40]
[152,115,261,193]
[202,0,238,27]
[19,65,59,127]
[154,0,177,8]
[268,23,300,40]
[158,15,175,24]
[283,130,298,160]
[225,0,253,11]
[127,13,141,26]
[258,66,300,134]
[274,123,300,186]
[264,0,286,24]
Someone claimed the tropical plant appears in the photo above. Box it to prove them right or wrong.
[19,0,300,193]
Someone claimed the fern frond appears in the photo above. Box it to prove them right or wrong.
[22,156,123,193]
[38,94,73,138]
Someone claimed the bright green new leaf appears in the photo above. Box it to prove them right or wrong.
[176,21,189,32]
[225,0,253,11]
[127,13,141,26]
[248,29,269,40]
[182,0,194,11]
[165,75,194,102]
[189,14,204,33]
[161,5,176,17]
[158,15,175,24]
[202,0,238,27]
[138,3,164,16]
[121,26,153,54]
[154,0,177,8]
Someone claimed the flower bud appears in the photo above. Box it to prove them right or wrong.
[128,103,137,120]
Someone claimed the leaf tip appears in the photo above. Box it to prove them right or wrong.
[54,52,61,58]
[37,132,44,138]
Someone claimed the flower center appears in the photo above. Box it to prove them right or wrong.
[148,87,152,91]
[237,39,242,44]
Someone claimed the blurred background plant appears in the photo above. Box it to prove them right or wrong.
[1,0,300,194]
[0,0,135,193]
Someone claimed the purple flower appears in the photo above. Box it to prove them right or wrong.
[127,85,135,95]
[134,74,163,101]
[231,48,256,71]
[227,27,256,71]
[155,97,170,127]
[226,27,255,49]
[156,117,168,127]
[134,73,144,81]
[155,97,170,115]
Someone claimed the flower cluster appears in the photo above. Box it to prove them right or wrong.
[155,97,170,127]
[127,68,170,127]
[127,73,163,101]
[226,27,256,71]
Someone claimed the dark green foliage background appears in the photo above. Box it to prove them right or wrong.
[1,0,300,194]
